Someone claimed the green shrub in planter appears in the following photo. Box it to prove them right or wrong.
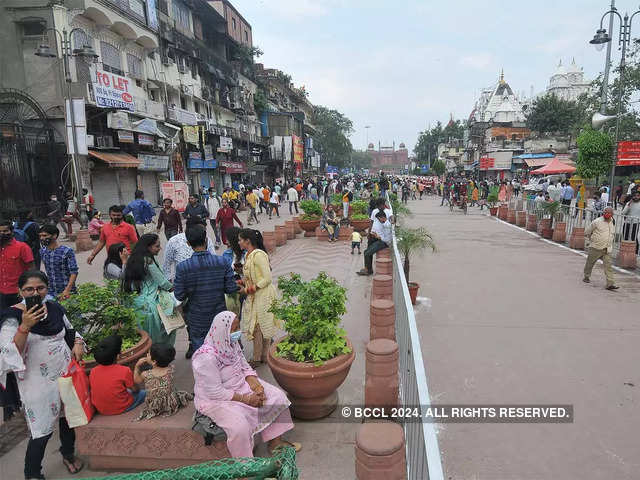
[270,272,351,365]
[351,213,369,220]
[300,199,323,220]
[60,280,140,353]
[350,200,368,216]
[330,193,344,205]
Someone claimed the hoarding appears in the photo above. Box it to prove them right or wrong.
[92,68,135,111]
[160,181,189,212]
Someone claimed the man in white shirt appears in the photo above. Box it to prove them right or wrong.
[162,217,217,280]
[357,210,392,276]
[370,198,394,225]
[205,188,222,248]
[269,190,280,219]
[287,185,299,214]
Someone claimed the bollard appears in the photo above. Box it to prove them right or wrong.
[538,218,552,239]
[569,227,585,250]
[526,213,538,232]
[617,240,637,269]
[339,226,354,241]
[370,299,395,341]
[315,226,329,242]
[375,257,392,276]
[284,220,295,240]
[262,231,276,254]
[293,216,303,234]
[371,274,392,301]
[365,339,398,410]
[355,422,406,480]
[516,211,527,227]
[275,225,287,246]
[376,248,391,260]
[507,208,516,224]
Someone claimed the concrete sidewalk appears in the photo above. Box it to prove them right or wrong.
[409,197,640,480]
[0,223,369,479]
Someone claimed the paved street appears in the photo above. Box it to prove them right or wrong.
[409,196,640,480]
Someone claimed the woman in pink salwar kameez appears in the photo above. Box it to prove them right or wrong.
[192,311,301,458]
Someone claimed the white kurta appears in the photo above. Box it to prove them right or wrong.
[0,316,74,439]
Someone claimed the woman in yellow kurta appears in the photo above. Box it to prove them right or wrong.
[238,229,281,366]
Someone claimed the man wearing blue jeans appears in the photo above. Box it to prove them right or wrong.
[357,211,393,276]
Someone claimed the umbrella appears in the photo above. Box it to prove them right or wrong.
[530,157,576,175]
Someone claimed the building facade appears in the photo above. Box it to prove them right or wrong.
[546,59,591,102]
[367,142,409,171]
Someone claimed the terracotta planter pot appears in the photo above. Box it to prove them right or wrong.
[299,218,320,237]
[498,204,508,220]
[507,209,517,224]
[489,206,498,216]
[83,329,151,373]
[538,218,552,239]
[275,225,287,246]
[408,282,419,305]
[526,213,538,232]
[617,240,637,269]
[516,211,527,227]
[267,337,355,420]
[351,219,371,232]
[569,227,585,250]
[552,222,567,243]
[293,217,303,234]
[262,231,276,254]
[284,220,295,240]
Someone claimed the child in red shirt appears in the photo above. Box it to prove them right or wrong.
[89,335,146,415]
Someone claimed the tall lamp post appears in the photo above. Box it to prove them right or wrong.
[35,27,98,237]
[589,3,640,205]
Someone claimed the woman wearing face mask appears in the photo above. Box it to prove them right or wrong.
[0,270,85,478]
[192,311,300,458]
[123,234,176,346]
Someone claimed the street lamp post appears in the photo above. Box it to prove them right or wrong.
[35,27,98,235]
[589,3,640,205]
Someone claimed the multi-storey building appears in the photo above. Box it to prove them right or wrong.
[366,142,409,172]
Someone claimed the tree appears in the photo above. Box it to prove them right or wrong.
[351,150,373,170]
[431,159,446,176]
[526,94,582,135]
[576,126,613,180]
[253,88,268,115]
[312,106,353,168]
[414,119,464,166]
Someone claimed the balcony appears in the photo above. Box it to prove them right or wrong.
[133,97,165,121]
[167,106,198,126]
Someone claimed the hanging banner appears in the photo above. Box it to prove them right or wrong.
[107,111,132,130]
[92,68,135,111]
[220,160,247,173]
[65,98,88,155]
[138,154,169,171]
[138,134,154,146]
[293,134,304,165]
[183,126,200,145]
[218,136,233,152]
[117,130,134,143]
[188,151,203,169]
[160,181,189,212]
[204,144,214,161]
[617,141,640,166]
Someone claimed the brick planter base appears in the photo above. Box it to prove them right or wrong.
[526,214,538,232]
[617,240,637,269]
[507,209,517,224]
[262,231,276,254]
[275,225,287,246]
[552,222,567,243]
[498,205,508,220]
[568,227,585,250]
[365,339,398,409]
[516,211,527,227]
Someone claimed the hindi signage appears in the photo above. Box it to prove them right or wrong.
[92,68,135,111]
[138,154,169,171]
[218,136,233,153]
[220,160,247,173]
[138,133,154,146]
[160,181,189,212]
[293,134,304,164]
[617,141,640,166]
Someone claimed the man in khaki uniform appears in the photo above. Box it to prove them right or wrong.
[583,206,619,290]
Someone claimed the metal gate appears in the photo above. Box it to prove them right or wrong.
[0,88,67,219]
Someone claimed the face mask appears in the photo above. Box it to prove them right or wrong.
[604,212,613,220]
[230,330,242,343]
[51,197,57,202]
[40,238,53,247]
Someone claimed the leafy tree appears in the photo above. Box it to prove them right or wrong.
[576,126,613,180]
[431,159,446,176]
[414,119,463,165]
[526,94,582,135]
[312,106,353,168]
[351,150,373,170]
[253,88,268,115]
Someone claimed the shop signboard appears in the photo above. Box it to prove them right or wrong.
[138,154,169,172]
[220,160,247,173]
[160,181,189,212]
[617,141,640,166]
[92,68,135,111]
[117,130,134,143]
[293,134,304,164]
[218,136,233,152]
[138,134,154,146]
[188,151,203,169]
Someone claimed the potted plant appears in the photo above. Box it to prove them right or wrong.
[349,200,370,231]
[543,201,567,243]
[487,187,499,216]
[267,273,355,420]
[298,199,323,234]
[60,280,151,371]
[539,201,560,239]
[396,227,437,305]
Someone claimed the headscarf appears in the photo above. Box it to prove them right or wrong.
[192,311,241,367]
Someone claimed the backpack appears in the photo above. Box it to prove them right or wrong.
[13,221,34,243]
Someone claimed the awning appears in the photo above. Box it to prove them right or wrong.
[513,153,555,159]
[131,118,167,138]
[89,150,140,168]
[530,157,576,175]
[524,157,553,168]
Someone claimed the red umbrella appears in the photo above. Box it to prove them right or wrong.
[530,157,576,175]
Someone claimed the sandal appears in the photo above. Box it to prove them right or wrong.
[271,439,302,454]
[62,456,84,475]
[248,360,263,368]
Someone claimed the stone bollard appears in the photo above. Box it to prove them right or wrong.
[617,240,637,269]
[516,211,527,227]
[507,208,516,224]
[371,274,393,301]
[526,213,538,232]
[365,339,399,410]
[355,422,406,480]
[375,257,392,276]
[568,227,585,250]
[315,226,329,241]
[262,231,276,254]
[284,220,295,240]
[377,248,391,260]
[74,230,94,252]
[339,226,354,241]
[275,225,287,246]
[370,299,395,341]
[293,216,303,234]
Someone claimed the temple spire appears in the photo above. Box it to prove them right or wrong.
[499,69,505,84]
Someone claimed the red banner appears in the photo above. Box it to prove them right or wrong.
[479,156,495,170]
[617,141,640,166]
[293,135,304,165]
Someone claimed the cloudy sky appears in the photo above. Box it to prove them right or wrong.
[232,0,615,152]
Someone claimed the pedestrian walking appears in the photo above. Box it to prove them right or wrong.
[621,190,640,253]
[184,194,209,222]
[46,193,68,239]
[216,199,243,246]
[583,207,618,290]
[246,188,259,225]
[156,198,183,241]
[39,224,78,300]
[0,219,35,310]
[14,209,40,270]
[162,218,217,281]
[87,205,138,265]
[287,184,299,214]
[174,225,239,357]
[124,190,155,236]
[205,188,223,248]
[269,189,280,219]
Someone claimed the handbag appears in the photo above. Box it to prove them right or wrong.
[57,359,94,428]
[157,290,186,334]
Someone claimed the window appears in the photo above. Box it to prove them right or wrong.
[21,20,45,37]
[127,53,143,78]
[100,41,123,75]
[244,30,248,42]
[180,95,187,110]
[194,102,200,114]
[172,0,191,31]
[232,18,236,30]
[158,0,169,15]
[129,0,146,19]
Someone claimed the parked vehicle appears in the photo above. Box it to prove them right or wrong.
[523,174,567,193]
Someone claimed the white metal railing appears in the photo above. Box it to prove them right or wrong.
[391,233,444,480]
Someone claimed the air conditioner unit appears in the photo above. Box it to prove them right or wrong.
[86,134,95,148]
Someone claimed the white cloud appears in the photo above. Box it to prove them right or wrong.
[459,53,495,70]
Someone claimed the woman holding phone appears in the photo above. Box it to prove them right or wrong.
[0,270,85,478]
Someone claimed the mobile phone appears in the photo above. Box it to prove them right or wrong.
[25,295,42,311]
